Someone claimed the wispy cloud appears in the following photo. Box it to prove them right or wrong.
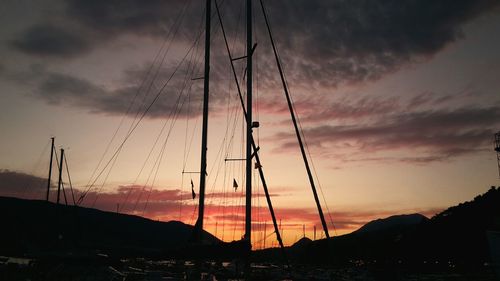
[272,104,500,164]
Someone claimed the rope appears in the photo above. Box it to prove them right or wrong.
[141,63,196,215]
[21,138,50,199]
[64,154,76,205]
[259,0,332,238]
[84,1,193,197]
[77,28,205,205]
[77,0,198,206]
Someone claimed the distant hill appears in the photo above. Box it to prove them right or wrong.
[0,196,220,257]
[254,186,500,266]
[354,213,428,234]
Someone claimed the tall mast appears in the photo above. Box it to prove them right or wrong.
[214,0,287,258]
[46,137,55,201]
[244,0,253,244]
[56,148,64,205]
[195,0,212,242]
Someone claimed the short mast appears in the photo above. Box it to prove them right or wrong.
[195,0,212,242]
[46,137,55,201]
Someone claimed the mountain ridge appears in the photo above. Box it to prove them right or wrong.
[0,196,220,257]
[256,186,500,266]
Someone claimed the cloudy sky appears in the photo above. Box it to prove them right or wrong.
[1,0,500,247]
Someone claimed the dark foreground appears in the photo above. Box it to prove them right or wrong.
[1,255,498,281]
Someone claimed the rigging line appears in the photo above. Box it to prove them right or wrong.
[221,105,243,239]
[271,17,336,235]
[182,77,192,169]
[259,0,330,239]
[133,74,190,213]
[216,0,289,258]
[91,2,193,204]
[189,202,198,226]
[81,1,195,205]
[142,69,194,215]
[180,116,200,217]
[63,154,76,205]
[127,0,193,130]
[261,9,335,235]
[181,4,206,166]
[206,90,240,187]
[179,50,201,220]
[21,139,50,199]
[141,141,168,215]
[307,141,337,234]
[77,32,204,205]
[180,4,206,173]
[221,157,227,240]
[84,47,160,194]
[124,6,203,212]
[206,86,243,214]
[52,148,62,203]
[91,151,120,208]
[272,35,337,235]
[122,81,195,212]
[179,174,184,221]
[138,49,198,210]
[217,55,237,236]
[84,2,191,192]
[122,40,203,213]
[61,181,68,206]
[181,78,202,172]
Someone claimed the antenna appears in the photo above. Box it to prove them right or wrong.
[494,132,500,178]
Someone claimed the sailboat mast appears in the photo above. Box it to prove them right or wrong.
[214,1,287,258]
[56,148,64,205]
[196,0,212,242]
[244,0,253,244]
[46,137,55,201]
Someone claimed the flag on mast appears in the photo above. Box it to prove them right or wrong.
[233,179,238,191]
[191,179,196,199]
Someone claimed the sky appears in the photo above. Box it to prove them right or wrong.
[1,0,500,248]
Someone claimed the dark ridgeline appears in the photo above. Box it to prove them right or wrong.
[0,196,220,258]
[254,186,500,270]
[0,187,499,280]
[2,186,498,265]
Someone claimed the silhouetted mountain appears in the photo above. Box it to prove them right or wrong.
[254,186,500,267]
[291,237,313,249]
[354,213,428,234]
[0,196,220,258]
[401,186,500,265]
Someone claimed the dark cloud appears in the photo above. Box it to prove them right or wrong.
[65,0,191,37]
[262,0,500,87]
[273,105,500,163]
[10,24,91,58]
[29,64,207,118]
[0,169,48,200]
[7,0,498,86]
[8,0,200,58]
[19,45,249,118]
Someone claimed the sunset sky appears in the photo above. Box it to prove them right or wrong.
[1,0,500,247]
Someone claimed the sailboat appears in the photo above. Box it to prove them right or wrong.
[35,0,333,272]
[189,0,332,264]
